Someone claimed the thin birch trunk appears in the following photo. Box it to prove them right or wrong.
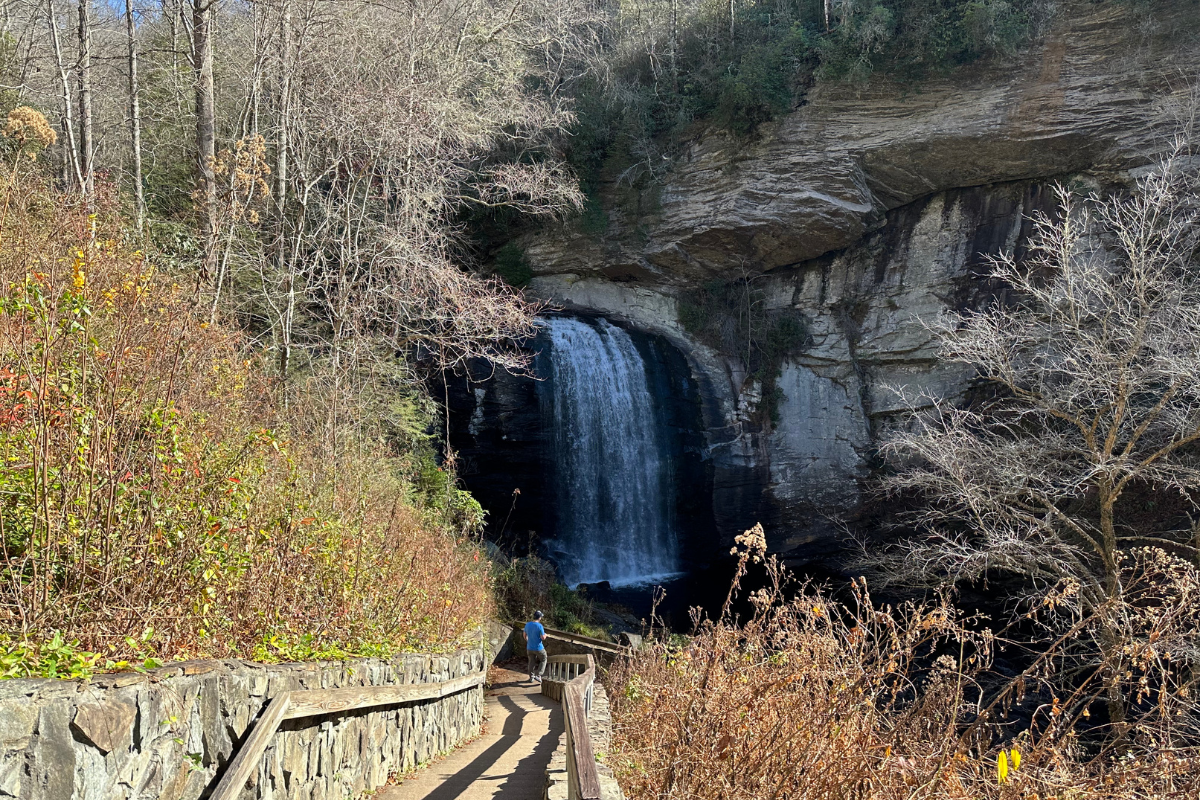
[125,0,145,230]
[76,0,94,201]
[47,0,84,191]
[193,0,218,282]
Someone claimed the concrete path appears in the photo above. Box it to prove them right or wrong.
[380,665,561,800]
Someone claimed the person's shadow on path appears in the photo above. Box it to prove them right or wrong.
[419,685,562,800]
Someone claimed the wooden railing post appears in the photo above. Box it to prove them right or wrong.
[543,654,602,800]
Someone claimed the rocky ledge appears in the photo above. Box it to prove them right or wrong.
[494,1,1200,565]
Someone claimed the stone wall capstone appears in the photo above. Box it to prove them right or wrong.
[0,645,486,800]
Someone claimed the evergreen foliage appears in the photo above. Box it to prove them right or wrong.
[494,242,534,288]
[563,0,1053,203]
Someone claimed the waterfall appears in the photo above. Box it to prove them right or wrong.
[544,317,680,587]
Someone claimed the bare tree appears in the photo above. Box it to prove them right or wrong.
[273,0,293,379]
[46,0,83,190]
[124,0,143,229]
[5,0,596,387]
[192,0,216,278]
[866,137,1200,722]
[75,0,92,199]
[217,0,592,387]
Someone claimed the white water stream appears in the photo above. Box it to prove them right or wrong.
[544,317,680,587]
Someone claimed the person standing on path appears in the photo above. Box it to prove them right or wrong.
[524,611,547,682]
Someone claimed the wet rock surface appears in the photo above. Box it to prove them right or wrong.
[516,183,1055,566]
[446,319,719,573]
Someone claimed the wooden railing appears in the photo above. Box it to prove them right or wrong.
[526,625,630,656]
[542,654,602,800]
[208,669,485,800]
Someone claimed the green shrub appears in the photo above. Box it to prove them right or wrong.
[0,632,99,680]
[816,3,897,81]
[818,0,1042,82]
[493,556,611,638]
[706,23,812,136]
[578,194,610,235]
[0,172,493,674]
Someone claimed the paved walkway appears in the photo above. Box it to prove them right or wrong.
[381,665,561,800]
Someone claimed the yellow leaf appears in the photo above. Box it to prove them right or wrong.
[1011,747,1021,770]
[997,751,1009,784]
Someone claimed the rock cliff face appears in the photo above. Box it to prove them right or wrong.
[471,2,1200,568]
[526,3,1196,285]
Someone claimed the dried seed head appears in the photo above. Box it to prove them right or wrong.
[3,106,57,150]
[733,523,768,562]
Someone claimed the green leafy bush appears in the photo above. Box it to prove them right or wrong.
[818,0,1040,81]
[710,24,811,135]
[578,194,610,235]
[0,632,99,680]
[493,555,610,638]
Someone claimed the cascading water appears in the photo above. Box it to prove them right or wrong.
[543,317,680,587]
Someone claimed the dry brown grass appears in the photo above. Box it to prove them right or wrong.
[606,528,1200,799]
[0,170,492,673]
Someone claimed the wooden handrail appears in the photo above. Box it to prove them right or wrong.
[544,654,602,800]
[208,669,485,800]
[517,625,629,655]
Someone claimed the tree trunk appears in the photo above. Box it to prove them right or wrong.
[1097,485,1127,734]
[124,0,145,230]
[276,0,294,381]
[76,0,94,201]
[1098,485,1119,600]
[47,0,84,192]
[193,0,218,282]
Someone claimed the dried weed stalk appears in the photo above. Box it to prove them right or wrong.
[607,534,1200,799]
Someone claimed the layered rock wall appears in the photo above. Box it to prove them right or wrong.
[0,648,486,800]
[501,1,1200,564]
[529,182,1052,559]
[525,3,1198,285]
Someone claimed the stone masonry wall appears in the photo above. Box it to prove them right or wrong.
[0,646,486,800]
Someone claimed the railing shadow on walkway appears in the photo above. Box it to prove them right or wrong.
[416,686,562,800]
[379,649,622,800]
